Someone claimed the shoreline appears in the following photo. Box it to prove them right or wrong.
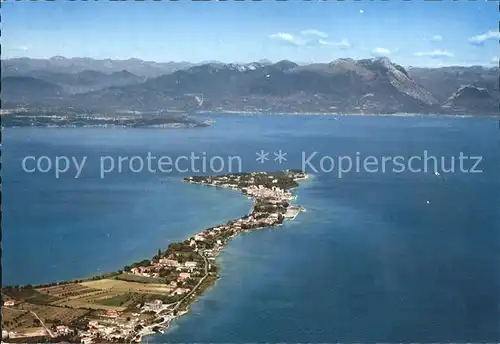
[1,170,308,344]
[195,110,500,119]
[137,171,308,341]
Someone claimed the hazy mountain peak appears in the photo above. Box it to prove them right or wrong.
[3,57,499,115]
[258,59,273,65]
[372,56,392,63]
[330,57,356,65]
[450,85,492,99]
[271,60,298,71]
[79,69,105,76]
[328,58,362,72]
[443,84,498,114]
[112,69,136,77]
[3,57,195,78]
[50,56,67,61]
[226,63,264,72]
[274,59,297,66]
[358,56,393,67]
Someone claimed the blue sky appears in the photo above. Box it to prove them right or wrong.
[3,1,499,67]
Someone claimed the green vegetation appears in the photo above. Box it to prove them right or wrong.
[2,171,306,343]
[3,287,61,305]
[186,170,301,190]
[95,293,135,307]
[115,273,165,284]
[123,259,151,272]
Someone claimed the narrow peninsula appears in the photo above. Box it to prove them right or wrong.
[1,170,308,344]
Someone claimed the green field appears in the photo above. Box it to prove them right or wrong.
[3,289,61,305]
[94,293,136,307]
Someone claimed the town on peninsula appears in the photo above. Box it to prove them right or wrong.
[1,169,308,344]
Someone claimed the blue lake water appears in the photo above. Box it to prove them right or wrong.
[3,114,500,341]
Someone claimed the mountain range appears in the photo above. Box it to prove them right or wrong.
[3,57,499,115]
[3,57,195,78]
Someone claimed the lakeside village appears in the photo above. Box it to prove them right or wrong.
[2,170,307,344]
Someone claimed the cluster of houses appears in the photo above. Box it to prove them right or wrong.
[127,258,201,297]
[182,174,304,259]
[73,171,306,344]
[130,259,198,275]
[77,298,183,344]
[243,184,295,201]
[55,325,71,336]
[1,321,71,341]
[76,300,166,343]
[78,313,142,344]
[142,299,164,312]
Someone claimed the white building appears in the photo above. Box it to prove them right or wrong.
[144,300,163,312]
[194,234,206,241]
[159,258,180,267]
[56,325,71,335]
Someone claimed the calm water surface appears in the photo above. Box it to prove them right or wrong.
[3,114,500,341]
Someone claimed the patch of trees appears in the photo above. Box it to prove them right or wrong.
[253,213,268,220]
[3,279,84,290]
[198,240,215,250]
[7,313,27,326]
[176,252,199,263]
[183,277,200,288]
[152,248,164,262]
[158,268,175,278]
[124,259,151,272]
[166,242,193,254]
[3,284,34,291]
[87,271,120,281]
[254,201,280,213]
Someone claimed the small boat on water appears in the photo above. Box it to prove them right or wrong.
[202,119,215,126]
[194,119,215,127]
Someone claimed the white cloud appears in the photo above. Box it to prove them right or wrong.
[269,32,299,45]
[7,46,29,52]
[413,50,454,58]
[372,47,392,56]
[491,56,499,65]
[269,31,350,48]
[469,30,500,45]
[330,39,351,49]
[316,39,330,46]
[430,35,443,42]
[300,29,328,38]
[304,38,350,48]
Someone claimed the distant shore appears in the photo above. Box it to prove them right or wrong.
[196,110,499,118]
[1,170,308,344]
